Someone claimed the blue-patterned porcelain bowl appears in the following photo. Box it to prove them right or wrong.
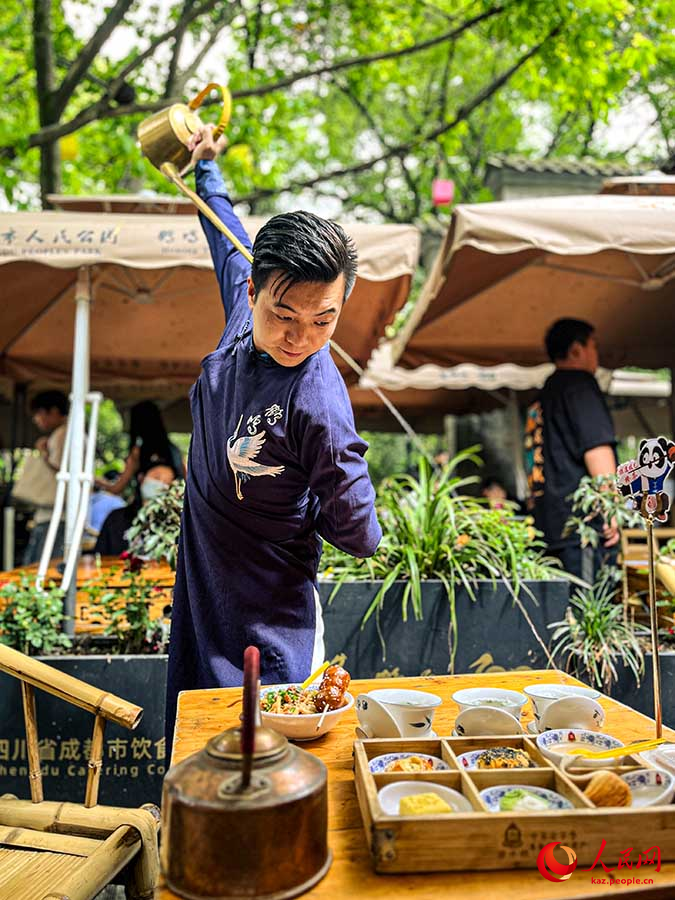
[368,752,450,774]
[479,784,573,813]
[536,729,625,768]
[622,767,675,808]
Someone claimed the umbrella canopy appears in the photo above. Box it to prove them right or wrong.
[0,209,419,388]
[392,194,675,371]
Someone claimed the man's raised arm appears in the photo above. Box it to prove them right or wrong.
[189,125,252,327]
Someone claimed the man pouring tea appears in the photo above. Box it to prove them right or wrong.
[166,124,381,741]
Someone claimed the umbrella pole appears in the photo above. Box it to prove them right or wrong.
[62,267,91,633]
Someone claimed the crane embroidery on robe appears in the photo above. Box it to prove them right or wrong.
[226,413,285,500]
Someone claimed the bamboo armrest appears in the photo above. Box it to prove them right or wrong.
[0,644,142,730]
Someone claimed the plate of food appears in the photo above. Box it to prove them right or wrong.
[536,729,625,768]
[455,746,537,770]
[479,785,573,813]
[260,665,353,740]
[378,780,473,815]
[368,752,450,774]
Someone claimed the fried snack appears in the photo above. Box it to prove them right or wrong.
[584,771,632,808]
[399,793,453,815]
[385,756,434,773]
[316,665,350,711]
[475,747,536,769]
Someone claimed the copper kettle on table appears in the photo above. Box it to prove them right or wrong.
[161,646,332,900]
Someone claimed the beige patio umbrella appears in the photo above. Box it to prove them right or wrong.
[392,193,675,372]
[0,209,419,387]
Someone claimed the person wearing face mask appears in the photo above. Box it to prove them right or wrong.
[93,463,177,557]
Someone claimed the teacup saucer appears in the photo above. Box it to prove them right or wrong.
[355,727,438,739]
[527,721,539,735]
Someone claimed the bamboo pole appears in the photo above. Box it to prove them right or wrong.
[0,824,100,855]
[647,517,664,739]
[40,825,140,900]
[21,682,43,803]
[0,644,142,729]
[85,715,106,808]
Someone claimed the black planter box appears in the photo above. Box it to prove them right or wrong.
[611,652,675,728]
[318,579,569,679]
[0,654,167,807]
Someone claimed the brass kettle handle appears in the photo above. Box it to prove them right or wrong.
[188,82,232,139]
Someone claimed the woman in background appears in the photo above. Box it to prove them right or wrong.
[97,400,185,496]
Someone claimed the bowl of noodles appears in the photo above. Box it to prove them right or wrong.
[260,682,354,741]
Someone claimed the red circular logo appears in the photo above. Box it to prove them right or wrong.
[537,842,578,882]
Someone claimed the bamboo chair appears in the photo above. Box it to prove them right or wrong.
[621,527,675,622]
[0,644,160,900]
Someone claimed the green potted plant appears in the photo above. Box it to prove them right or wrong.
[0,576,72,655]
[319,450,570,677]
[549,568,644,695]
[125,479,184,570]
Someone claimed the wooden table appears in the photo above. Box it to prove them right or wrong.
[157,670,675,899]
[0,556,175,634]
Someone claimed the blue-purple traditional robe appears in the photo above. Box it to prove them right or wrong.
[166,160,381,741]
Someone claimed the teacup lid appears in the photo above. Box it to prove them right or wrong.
[206,725,287,762]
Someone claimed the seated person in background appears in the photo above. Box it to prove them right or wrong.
[481,476,525,514]
[96,401,185,497]
[481,476,508,508]
[94,463,176,557]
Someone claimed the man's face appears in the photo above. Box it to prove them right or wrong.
[247,271,345,367]
[32,407,63,432]
[569,335,599,374]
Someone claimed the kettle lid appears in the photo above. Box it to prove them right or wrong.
[206,725,288,763]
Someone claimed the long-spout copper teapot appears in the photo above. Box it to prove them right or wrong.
[161,647,332,899]
[137,82,231,175]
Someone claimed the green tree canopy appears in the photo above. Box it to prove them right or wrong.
[0,0,672,217]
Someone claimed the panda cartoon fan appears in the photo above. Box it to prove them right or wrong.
[617,437,675,739]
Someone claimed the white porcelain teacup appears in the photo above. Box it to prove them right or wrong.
[356,688,442,738]
[539,696,605,733]
[524,684,600,730]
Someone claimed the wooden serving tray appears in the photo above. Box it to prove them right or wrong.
[354,735,675,873]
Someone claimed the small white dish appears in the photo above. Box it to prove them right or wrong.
[637,743,675,775]
[527,721,538,735]
[260,684,354,741]
[452,687,526,719]
[378,780,472,815]
[539,696,605,733]
[536,729,625,768]
[479,784,573,813]
[524,684,600,729]
[368,752,450,774]
[455,706,524,737]
[455,748,536,770]
[621,767,675,808]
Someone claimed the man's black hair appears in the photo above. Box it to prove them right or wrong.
[30,390,69,415]
[544,318,594,363]
[251,211,358,302]
[481,475,505,492]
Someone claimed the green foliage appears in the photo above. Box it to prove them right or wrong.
[564,474,643,548]
[94,398,128,478]
[85,567,169,655]
[0,576,72,655]
[126,479,185,570]
[549,568,644,693]
[320,449,564,668]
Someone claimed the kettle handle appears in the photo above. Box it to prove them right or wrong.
[188,83,232,140]
[241,645,260,789]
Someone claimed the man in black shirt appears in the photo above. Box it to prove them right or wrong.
[525,319,618,580]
